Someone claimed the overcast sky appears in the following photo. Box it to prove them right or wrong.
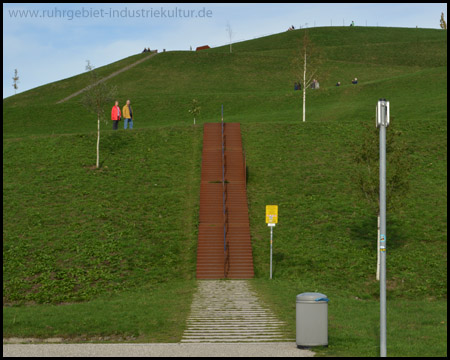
[3,3,447,98]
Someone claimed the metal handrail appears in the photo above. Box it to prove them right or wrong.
[221,106,229,278]
[243,148,247,189]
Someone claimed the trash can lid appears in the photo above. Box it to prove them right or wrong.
[296,292,328,302]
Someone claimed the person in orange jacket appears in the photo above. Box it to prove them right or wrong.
[111,101,121,130]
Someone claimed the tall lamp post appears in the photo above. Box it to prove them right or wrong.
[376,99,389,357]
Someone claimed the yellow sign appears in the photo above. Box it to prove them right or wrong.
[266,205,278,224]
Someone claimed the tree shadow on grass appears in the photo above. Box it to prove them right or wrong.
[349,213,407,251]
[87,130,134,169]
[101,130,133,155]
[99,155,110,169]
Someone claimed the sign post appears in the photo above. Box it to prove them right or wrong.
[376,99,389,357]
[266,205,278,279]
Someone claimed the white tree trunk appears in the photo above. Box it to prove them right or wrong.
[96,115,100,169]
[302,88,306,123]
[302,52,307,122]
[376,213,380,280]
[227,23,233,53]
[194,117,196,125]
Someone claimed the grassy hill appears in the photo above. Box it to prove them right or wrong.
[3,27,447,355]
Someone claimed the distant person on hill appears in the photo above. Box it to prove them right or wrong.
[352,77,358,84]
[294,82,299,90]
[142,48,147,53]
[122,99,134,130]
[336,81,341,86]
[111,101,121,130]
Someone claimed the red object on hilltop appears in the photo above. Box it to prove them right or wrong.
[196,45,210,51]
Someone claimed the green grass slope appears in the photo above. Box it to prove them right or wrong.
[3,127,201,303]
[3,27,447,354]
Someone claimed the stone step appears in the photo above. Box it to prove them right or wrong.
[184,326,286,330]
[187,321,283,324]
[180,338,288,342]
[182,280,291,343]
[182,334,286,338]
[184,330,286,334]
[187,316,282,319]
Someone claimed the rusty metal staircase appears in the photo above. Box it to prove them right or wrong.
[196,121,254,279]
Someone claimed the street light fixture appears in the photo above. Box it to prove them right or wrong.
[376,98,389,357]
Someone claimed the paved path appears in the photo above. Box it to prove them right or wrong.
[56,52,157,104]
[3,281,315,356]
[3,342,314,357]
[181,280,293,343]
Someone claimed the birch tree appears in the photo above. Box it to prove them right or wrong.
[226,22,233,53]
[12,69,19,95]
[292,31,324,122]
[440,12,447,29]
[188,99,201,125]
[80,60,117,169]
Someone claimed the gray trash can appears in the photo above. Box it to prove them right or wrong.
[296,292,329,348]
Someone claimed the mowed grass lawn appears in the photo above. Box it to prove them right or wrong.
[242,106,446,357]
[3,280,196,343]
[3,126,202,341]
[251,279,447,357]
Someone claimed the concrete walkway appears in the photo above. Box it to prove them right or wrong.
[3,342,315,357]
[181,280,294,343]
[56,52,157,104]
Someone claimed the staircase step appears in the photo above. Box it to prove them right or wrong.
[197,123,253,279]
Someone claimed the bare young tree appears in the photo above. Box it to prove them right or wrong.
[291,31,325,122]
[226,22,233,53]
[12,69,19,95]
[440,12,447,29]
[80,60,117,169]
[352,120,411,214]
[188,99,201,125]
[351,120,411,279]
